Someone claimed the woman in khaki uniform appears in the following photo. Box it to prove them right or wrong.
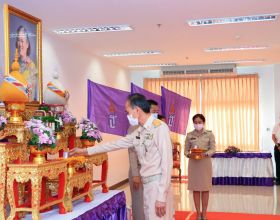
[185,114,216,220]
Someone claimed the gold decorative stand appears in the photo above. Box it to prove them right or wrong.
[7,160,67,220]
[0,142,27,220]
[61,157,93,213]
[86,153,109,193]
[75,138,109,193]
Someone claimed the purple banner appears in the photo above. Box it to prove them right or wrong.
[161,87,191,135]
[88,80,129,136]
[131,83,162,114]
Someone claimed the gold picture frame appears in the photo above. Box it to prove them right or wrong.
[3,4,42,105]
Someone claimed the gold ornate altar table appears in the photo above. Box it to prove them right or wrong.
[0,142,28,220]
[7,160,67,220]
[62,171,93,213]
[86,153,109,193]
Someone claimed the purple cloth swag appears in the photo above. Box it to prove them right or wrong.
[73,191,127,220]
[212,152,272,159]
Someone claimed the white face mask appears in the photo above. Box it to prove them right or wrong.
[152,113,158,119]
[127,114,139,126]
[194,123,204,131]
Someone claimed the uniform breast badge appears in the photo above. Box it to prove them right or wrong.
[152,119,162,128]
[142,133,153,155]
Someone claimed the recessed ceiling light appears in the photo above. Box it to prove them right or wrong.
[205,46,269,52]
[213,59,265,64]
[128,63,176,68]
[187,13,278,26]
[103,50,161,57]
[53,24,133,34]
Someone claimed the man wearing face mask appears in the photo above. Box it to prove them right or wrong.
[128,99,159,219]
[147,99,159,119]
[71,93,173,220]
[184,114,216,220]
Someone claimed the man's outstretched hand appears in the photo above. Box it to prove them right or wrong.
[69,148,88,157]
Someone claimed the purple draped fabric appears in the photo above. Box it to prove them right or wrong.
[87,80,130,136]
[131,83,162,114]
[73,191,127,220]
[212,152,272,158]
[212,177,274,186]
[161,87,191,135]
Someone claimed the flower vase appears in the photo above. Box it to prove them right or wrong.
[30,146,48,164]
[80,139,95,148]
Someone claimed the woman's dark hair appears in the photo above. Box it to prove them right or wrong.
[147,99,158,106]
[192,114,206,123]
[127,93,150,113]
[158,115,166,120]
[16,26,31,56]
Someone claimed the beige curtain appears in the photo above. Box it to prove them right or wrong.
[201,75,259,151]
[144,78,200,134]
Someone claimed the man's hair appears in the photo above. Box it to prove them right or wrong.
[127,93,150,113]
[147,99,158,106]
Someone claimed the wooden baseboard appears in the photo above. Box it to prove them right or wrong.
[109,178,129,190]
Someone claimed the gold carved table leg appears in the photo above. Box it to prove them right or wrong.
[0,163,6,220]
[85,182,93,202]
[63,182,74,213]
[101,159,109,193]
[7,176,18,220]
[31,177,42,220]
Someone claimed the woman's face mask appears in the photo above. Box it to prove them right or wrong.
[194,123,204,131]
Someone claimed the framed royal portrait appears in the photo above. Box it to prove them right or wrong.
[3,4,42,105]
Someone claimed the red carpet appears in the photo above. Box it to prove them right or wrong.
[175,211,280,220]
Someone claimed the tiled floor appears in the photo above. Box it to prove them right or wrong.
[118,182,280,215]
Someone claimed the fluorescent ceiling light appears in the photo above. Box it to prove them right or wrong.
[53,24,133,34]
[188,13,278,26]
[103,50,161,57]
[205,46,269,52]
[128,63,176,68]
[213,59,265,64]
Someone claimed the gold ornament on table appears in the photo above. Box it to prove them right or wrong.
[0,49,30,124]
[65,156,86,177]
[44,71,70,114]
[30,146,48,164]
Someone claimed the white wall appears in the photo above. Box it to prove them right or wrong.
[237,65,276,153]
[131,70,160,87]
[0,1,130,187]
[42,33,131,187]
[274,64,280,120]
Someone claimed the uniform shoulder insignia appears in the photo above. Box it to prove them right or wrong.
[152,119,162,127]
